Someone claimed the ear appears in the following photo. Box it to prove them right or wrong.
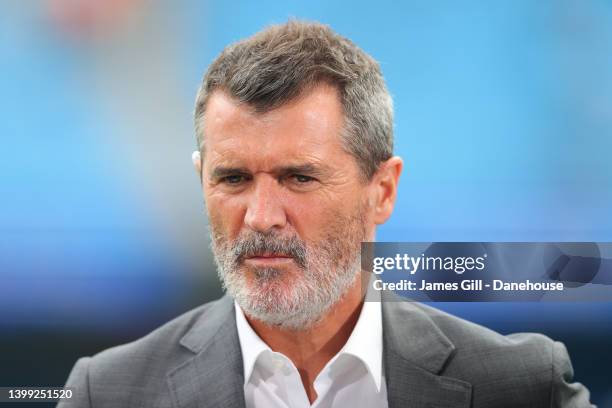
[192,151,202,179]
[371,156,403,225]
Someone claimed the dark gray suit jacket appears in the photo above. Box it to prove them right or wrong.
[58,294,594,407]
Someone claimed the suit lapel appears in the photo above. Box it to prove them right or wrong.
[167,296,246,408]
[381,294,472,408]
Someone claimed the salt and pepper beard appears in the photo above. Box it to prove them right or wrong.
[210,206,368,331]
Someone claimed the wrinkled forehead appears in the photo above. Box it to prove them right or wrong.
[201,85,349,170]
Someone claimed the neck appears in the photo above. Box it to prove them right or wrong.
[244,273,366,403]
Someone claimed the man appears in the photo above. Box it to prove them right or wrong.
[59,21,594,407]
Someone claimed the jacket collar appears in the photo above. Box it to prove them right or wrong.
[167,295,246,408]
[381,291,472,408]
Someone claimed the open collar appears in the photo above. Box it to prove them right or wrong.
[234,296,384,392]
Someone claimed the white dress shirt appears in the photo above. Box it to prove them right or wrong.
[235,297,388,408]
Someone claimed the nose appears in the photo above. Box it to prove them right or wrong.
[244,175,287,233]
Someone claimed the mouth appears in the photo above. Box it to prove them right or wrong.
[243,253,295,267]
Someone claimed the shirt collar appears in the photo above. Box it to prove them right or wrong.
[338,293,383,391]
[234,293,384,391]
[234,302,270,385]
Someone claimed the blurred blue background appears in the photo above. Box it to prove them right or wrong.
[1,0,611,405]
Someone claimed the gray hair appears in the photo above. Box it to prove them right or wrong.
[194,20,394,180]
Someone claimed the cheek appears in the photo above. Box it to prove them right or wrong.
[285,200,319,237]
[285,190,365,239]
[205,193,245,238]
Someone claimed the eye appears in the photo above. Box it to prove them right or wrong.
[222,174,246,185]
[291,174,315,183]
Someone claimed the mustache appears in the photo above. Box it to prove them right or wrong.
[231,231,307,269]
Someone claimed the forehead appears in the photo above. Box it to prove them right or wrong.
[202,85,348,168]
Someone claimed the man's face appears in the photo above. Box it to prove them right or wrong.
[199,84,376,329]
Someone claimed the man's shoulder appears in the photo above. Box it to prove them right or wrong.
[412,301,554,353]
[402,302,569,403]
[83,297,232,392]
[410,302,555,369]
[59,296,240,407]
[383,301,593,406]
[385,299,556,356]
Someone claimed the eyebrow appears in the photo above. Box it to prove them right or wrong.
[210,166,251,179]
[209,163,328,180]
[276,164,323,176]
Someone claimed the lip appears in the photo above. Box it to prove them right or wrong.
[243,254,294,266]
